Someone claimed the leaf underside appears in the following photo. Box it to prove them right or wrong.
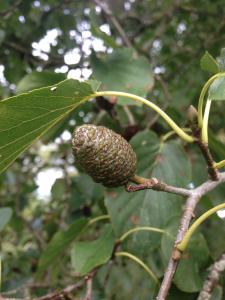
[0,79,98,174]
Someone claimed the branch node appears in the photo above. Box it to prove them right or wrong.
[190,121,219,181]
[172,248,181,261]
[126,177,191,197]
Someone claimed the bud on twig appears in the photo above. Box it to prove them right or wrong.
[187,105,198,126]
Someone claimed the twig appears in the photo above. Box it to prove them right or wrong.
[35,280,84,300]
[196,139,219,180]
[92,0,132,47]
[0,297,23,300]
[155,75,171,102]
[148,75,171,129]
[103,261,115,288]
[123,106,136,126]
[3,40,69,69]
[190,122,219,181]
[84,272,96,300]
[126,177,191,197]
[156,172,225,300]
[0,0,22,19]
[1,283,50,296]
[197,253,225,300]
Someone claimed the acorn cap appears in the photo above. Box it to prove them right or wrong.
[72,124,137,187]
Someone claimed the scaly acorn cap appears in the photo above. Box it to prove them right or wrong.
[72,124,137,187]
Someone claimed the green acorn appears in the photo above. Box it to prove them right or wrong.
[72,124,137,187]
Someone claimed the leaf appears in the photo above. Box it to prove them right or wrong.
[161,217,210,293]
[51,178,67,200]
[16,71,66,94]
[202,216,225,259]
[37,218,88,276]
[86,79,102,92]
[71,225,115,276]
[0,29,5,45]
[209,131,225,161]
[218,48,225,72]
[167,285,197,300]
[98,258,157,299]
[42,100,95,144]
[189,146,207,186]
[90,23,118,48]
[0,207,12,231]
[208,77,225,100]
[69,174,104,211]
[90,48,154,105]
[105,131,191,255]
[0,79,99,174]
[175,261,203,293]
[200,51,219,74]
[4,54,25,84]
[211,285,223,300]
[174,233,210,292]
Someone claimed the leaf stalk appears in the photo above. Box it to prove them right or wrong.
[198,72,225,128]
[119,226,168,243]
[94,91,194,143]
[177,202,225,252]
[115,251,159,284]
[214,160,225,169]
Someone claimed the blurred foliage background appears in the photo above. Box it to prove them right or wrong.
[0,0,225,299]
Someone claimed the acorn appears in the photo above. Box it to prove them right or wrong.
[72,124,137,187]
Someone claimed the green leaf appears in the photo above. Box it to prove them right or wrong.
[37,218,88,276]
[211,285,223,300]
[90,48,154,105]
[161,217,210,293]
[86,79,102,92]
[189,146,208,186]
[175,260,203,293]
[0,207,12,231]
[105,131,191,254]
[167,285,197,300]
[209,132,225,161]
[202,216,225,259]
[0,79,98,174]
[90,23,118,49]
[200,51,219,74]
[218,48,225,72]
[71,225,115,276]
[0,29,5,45]
[174,233,209,292]
[16,71,67,94]
[208,77,225,100]
[69,174,104,211]
[51,178,67,200]
[98,258,157,299]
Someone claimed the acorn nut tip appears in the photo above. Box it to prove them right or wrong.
[72,124,137,187]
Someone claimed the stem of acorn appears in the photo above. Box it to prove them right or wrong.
[131,174,148,184]
[94,91,194,143]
